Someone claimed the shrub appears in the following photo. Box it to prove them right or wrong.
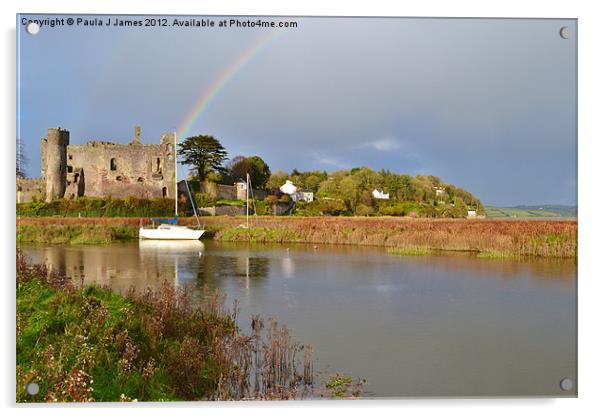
[377,201,422,216]
[265,195,279,206]
[354,204,374,217]
[194,192,216,208]
[252,200,271,216]
[294,201,321,216]
[317,199,348,216]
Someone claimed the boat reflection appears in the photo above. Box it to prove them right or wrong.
[138,239,205,254]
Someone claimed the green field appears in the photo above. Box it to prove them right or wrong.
[485,205,577,219]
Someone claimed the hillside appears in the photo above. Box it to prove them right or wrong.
[485,205,577,218]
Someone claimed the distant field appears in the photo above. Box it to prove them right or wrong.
[486,205,577,218]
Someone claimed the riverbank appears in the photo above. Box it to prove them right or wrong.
[16,250,317,402]
[17,216,577,259]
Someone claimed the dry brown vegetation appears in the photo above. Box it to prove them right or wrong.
[17,216,577,258]
[209,217,577,259]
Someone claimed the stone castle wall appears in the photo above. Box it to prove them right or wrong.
[19,126,176,203]
[63,138,175,199]
[17,178,45,203]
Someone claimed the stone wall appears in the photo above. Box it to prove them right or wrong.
[18,127,177,203]
[17,178,45,203]
[198,206,246,216]
[64,138,175,199]
[199,182,266,200]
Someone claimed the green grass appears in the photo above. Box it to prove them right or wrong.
[17,197,175,217]
[214,199,245,207]
[387,246,432,256]
[476,250,519,260]
[485,205,576,218]
[217,226,305,243]
[17,224,138,245]
[324,373,366,398]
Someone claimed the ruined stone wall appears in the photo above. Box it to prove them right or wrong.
[17,178,45,203]
[199,182,266,200]
[18,127,177,203]
[64,135,176,200]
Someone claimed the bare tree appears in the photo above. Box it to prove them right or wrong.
[16,140,27,178]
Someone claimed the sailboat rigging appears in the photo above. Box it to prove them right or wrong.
[139,133,205,240]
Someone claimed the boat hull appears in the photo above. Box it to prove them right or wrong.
[139,227,204,240]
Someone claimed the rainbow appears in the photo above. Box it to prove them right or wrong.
[177,29,281,139]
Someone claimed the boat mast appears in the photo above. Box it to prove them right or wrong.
[174,132,178,218]
[246,172,250,229]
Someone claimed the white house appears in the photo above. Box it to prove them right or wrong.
[467,210,477,218]
[279,180,314,203]
[296,189,314,203]
[279,180,297,195]
[372,189,390,200]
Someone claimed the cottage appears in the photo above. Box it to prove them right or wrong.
[296,189,314,203]
[467,210,477,218]
[279,180,314,203]
[372,189,390,200]
[279,180,297,195]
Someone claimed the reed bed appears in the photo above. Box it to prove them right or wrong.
[209,217,577,259]
[17,216,577,258]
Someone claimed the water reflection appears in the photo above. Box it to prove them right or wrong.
[20,241,576,397]
[193,249,270,290]
[27,242,576,293]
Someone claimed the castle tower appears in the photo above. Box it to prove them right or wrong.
[45,127,69,202]
[132,125,141,144]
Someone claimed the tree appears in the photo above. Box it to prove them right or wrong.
[226,155,271,189]
[177,135,228,183]
[266,170,289,190]
[16,140,27,178]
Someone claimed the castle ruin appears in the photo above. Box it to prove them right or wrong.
[17,126,176,203]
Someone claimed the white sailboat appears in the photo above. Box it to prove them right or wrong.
[139,133,205,240]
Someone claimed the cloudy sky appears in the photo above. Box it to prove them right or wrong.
[17,16,576,206]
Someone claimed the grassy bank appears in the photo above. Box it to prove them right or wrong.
[16,251,317,402]
[17,217,577,259]
[17,223,138,245]
[207,217,577,259]
[17,197,174,218]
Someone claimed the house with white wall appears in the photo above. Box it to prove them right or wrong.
[280,180,314,203]
[372,189,390,200]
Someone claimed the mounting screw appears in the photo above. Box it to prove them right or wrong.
[559,378,573,391]
[559,26,570,39]
[26,22,40,35]
[26,382,39,396]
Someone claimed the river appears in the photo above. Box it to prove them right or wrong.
[21,240,577,398]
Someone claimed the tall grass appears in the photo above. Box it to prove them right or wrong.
[387,246,432,256]
[205,217,577,259]
[17,224,138,245]
[16,250,315,402]
[16,216,577,259]
[17,197,175,217]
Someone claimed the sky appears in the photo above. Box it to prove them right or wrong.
[17,15,577,206]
